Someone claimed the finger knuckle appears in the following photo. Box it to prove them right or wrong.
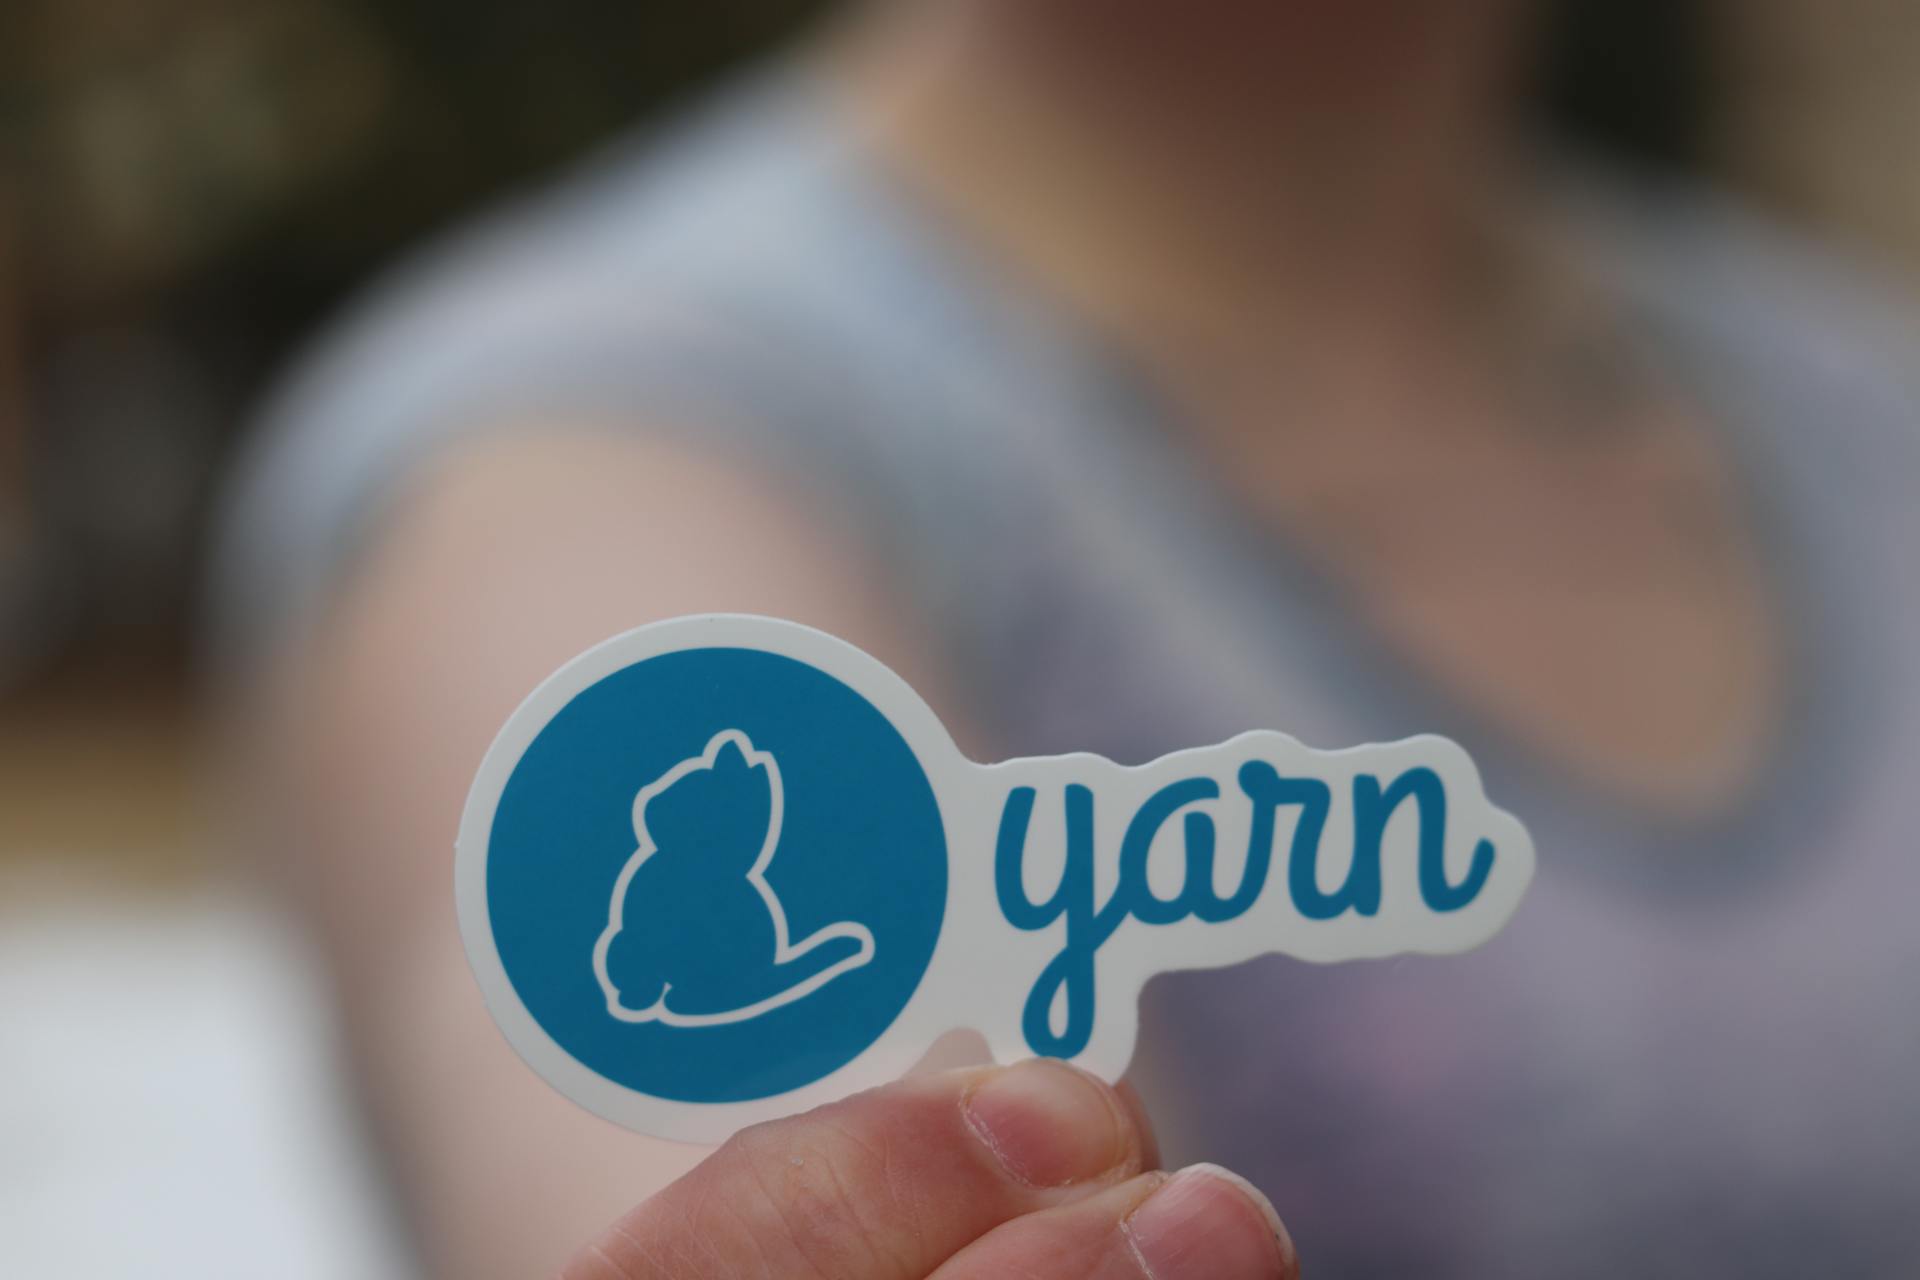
[561,1210,722,1280]
[720,1113,921,1279]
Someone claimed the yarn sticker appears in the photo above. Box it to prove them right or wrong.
[456,614,1535,1142]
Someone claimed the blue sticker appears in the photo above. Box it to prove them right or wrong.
[458,615,1535,1142]
[484,648,945,1103]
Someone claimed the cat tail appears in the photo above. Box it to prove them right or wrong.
[649,923,876,1028]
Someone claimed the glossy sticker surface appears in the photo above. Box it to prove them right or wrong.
[457,615,1535,1142]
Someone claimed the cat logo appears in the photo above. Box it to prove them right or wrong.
[593,730,876,1026]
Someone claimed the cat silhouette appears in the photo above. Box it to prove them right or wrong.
[592,729,876,1025]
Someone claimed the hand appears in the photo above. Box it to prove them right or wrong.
[562,1059,1297,1279]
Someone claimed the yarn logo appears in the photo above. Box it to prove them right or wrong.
[458,619,949,1141]
[459,614,1534,1144]
[592,730,877,1027]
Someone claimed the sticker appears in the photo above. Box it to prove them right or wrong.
[457,614,1535,1142]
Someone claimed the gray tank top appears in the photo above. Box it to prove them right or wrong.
[219,72,1920,1278]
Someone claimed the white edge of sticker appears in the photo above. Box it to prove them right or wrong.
[456,613,1536,1144]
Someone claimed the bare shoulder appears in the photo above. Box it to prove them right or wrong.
[310,424,956,762]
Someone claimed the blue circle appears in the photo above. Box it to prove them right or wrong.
[488,648,947,1103]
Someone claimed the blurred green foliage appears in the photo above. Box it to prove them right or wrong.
[0,0,820,680]
[3,0,820,337]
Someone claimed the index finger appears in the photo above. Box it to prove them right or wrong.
[563,1059,1158,1280]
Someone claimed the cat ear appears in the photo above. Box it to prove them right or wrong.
[711,737,752,773]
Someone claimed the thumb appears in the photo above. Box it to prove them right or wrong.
[562,1059,1155,1279]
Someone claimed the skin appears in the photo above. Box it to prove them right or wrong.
[241,1,1786,1274]
[559,1060,1295,1280]
[836,0,1781,814]
[255,431,1294,1278]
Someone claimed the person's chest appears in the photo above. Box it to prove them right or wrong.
[1174,379,1788,819]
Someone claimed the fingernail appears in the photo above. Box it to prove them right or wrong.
[1124,1164,1293,1280]
[962,1059,1129,1186]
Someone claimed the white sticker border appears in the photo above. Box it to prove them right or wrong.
[456,613,1536,1143]
[456,614,974,1143]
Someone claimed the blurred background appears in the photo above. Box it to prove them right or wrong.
[2,1,1918,1275]
[1,8,817,1269]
